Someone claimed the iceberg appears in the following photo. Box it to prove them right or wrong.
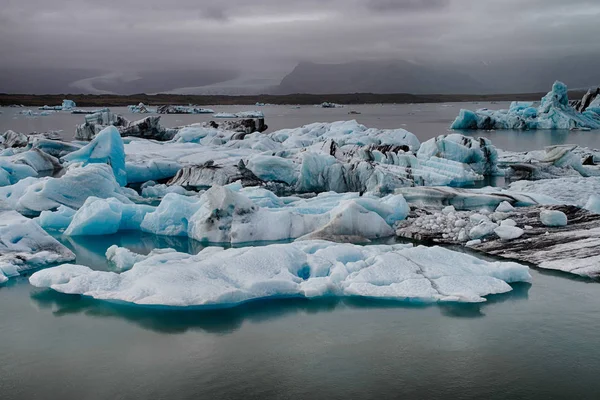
[451,81,600,130]
[62,126,127,186]
[61,99,76,111]
[1,130,29,148]
[0,149,61,187]
[128,103,156,114]
[214,111,264,118]
[29,240,531,306]
[0,204,75,283]
[0,164,133,216]
[64,197,155,236]
[417,134,499,176]
[156,105,214,114]
[508,177,600,208]
[75,110,129,140]
[500,145,594,181]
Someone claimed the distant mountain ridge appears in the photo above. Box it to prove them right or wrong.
[276,60,488,95]
[276,56,600,95]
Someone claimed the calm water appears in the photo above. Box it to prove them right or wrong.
[1,103,600,399]
[2,103,600,151]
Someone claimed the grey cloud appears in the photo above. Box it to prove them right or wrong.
[366,0,449,12]
[0,0,598,88]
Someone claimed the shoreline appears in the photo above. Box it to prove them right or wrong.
[1,91,585,108]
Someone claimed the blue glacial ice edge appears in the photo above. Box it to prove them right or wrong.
[451,81,600,130]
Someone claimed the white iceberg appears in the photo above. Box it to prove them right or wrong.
[508,177,600,208]
[29,240,531,306]
[0,204,75,283]
[0,164,133,216]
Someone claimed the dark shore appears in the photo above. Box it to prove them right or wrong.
[0,91,583,107]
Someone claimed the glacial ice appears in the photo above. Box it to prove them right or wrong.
[140,186,408,244]
[29,241,531,306]
[540,210,568,227]
[157,105,214,114]
[451,81,600,130]
[508,177,600,208]
[62,126,127,186]
[0,204,75,282]
[128,103,156,114]
[214,111,264,118]
[417,134,499,175]
[585,195,600,214]
[0,164,133,216]
[494,225,524,240]
[61,100,76,111]
[64,197,155,236]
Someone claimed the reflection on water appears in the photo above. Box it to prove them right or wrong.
[29,282,531,335]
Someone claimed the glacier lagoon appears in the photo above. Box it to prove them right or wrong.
[3,103,600,151]
[2,233,600,399]
[2,100,600,399]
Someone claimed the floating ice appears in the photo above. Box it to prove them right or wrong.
[0,205,75,282]
[508,177,600,207]
[141,183,197,198]
[29,241,531,306]
[451,81,600,130]
[417,134,499,176]
[157,105,214,114]
[64,197,155,236]
[214,111,264,118]
[540,210,568,227]
[62,126,127,186]
[0,164,133,216]
[61,100,76,111]
[140,186,408,244]
[128,103,156,114]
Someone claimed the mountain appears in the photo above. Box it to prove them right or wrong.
[276,60,488,95]
[276,57,600,95]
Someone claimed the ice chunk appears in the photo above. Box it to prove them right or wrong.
[246,155,297,185]
[496,201,515,213]
[540,210,568,227]
[494,225,524,240]
[35,205,76,231]
[585,195,600,214]
[61,99,76,111]
[469,221,498,240]
[126,160,182,184]
[29,241,531,306]
[417,134,498,175]
[64,197,155,236]
[0,207,75,282]
[214,111,264,118]
[0,164,132,216]
[141,184,197,198]
[508,177,600,207]
[62,126,127,186]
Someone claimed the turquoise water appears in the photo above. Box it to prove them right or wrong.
[2,233,600,399]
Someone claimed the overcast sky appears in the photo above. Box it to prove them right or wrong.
[1,0,599,74]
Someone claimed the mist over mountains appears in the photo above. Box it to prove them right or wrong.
[1,55,598,96]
